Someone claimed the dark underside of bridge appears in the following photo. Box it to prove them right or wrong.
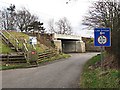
[58,39,81,53]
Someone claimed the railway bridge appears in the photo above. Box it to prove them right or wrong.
[53,34,85,53]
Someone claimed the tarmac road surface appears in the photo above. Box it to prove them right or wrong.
[2,53,98,88]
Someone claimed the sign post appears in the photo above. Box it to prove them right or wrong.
[94,28,111,69]
[29,36,38,65]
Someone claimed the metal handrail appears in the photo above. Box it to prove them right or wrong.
[2,30,20,51]
[23,43,28,52]
[3,30,19,43]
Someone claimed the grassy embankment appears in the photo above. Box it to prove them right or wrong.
[2,31,47,53]
[1,31,71,70]
[80,54,120,88]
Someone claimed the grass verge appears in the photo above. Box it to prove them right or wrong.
[1,53,71,70]
[80,54,120,88]
[38,53,71,64]
[0,64,29,70]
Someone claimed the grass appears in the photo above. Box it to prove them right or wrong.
[80,54,120,88]
[9,31,46,52]
[0,64,29,70]
[0,41,14,54]
[0,31,14,54]
[38,53,71,64]
[1,53,71,70]
[83,54,101,71]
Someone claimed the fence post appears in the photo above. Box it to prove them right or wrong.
[7,54,9,63]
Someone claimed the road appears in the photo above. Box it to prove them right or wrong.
[2,53,98,88]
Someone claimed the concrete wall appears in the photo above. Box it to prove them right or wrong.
[79,41,86,53]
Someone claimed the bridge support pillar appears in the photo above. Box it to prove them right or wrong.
[53,40,62,53]
[79,41,86,53]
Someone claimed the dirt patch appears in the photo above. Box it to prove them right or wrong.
[92,54,119,70]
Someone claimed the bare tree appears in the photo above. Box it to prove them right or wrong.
[48,19,56,33]
[14,8,38,32]
[56,17,72,35]
[48,17,72,35]
[82,0,120,68]
[0,9,9,30]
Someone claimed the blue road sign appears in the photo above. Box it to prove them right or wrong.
[94,28,111,47]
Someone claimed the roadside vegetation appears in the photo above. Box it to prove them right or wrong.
[0,53,70,70]
[80,54,120,88]
[0,63,29,70]
[38,53,70,64]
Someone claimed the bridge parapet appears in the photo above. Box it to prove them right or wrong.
[53,34,82,41]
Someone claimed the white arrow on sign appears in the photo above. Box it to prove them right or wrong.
[98,35,107,44]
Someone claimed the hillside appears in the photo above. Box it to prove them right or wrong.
[1,31,50,54]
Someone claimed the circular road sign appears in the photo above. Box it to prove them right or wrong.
[98,35,107,45]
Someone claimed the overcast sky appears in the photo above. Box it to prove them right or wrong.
[0,0,98,37]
